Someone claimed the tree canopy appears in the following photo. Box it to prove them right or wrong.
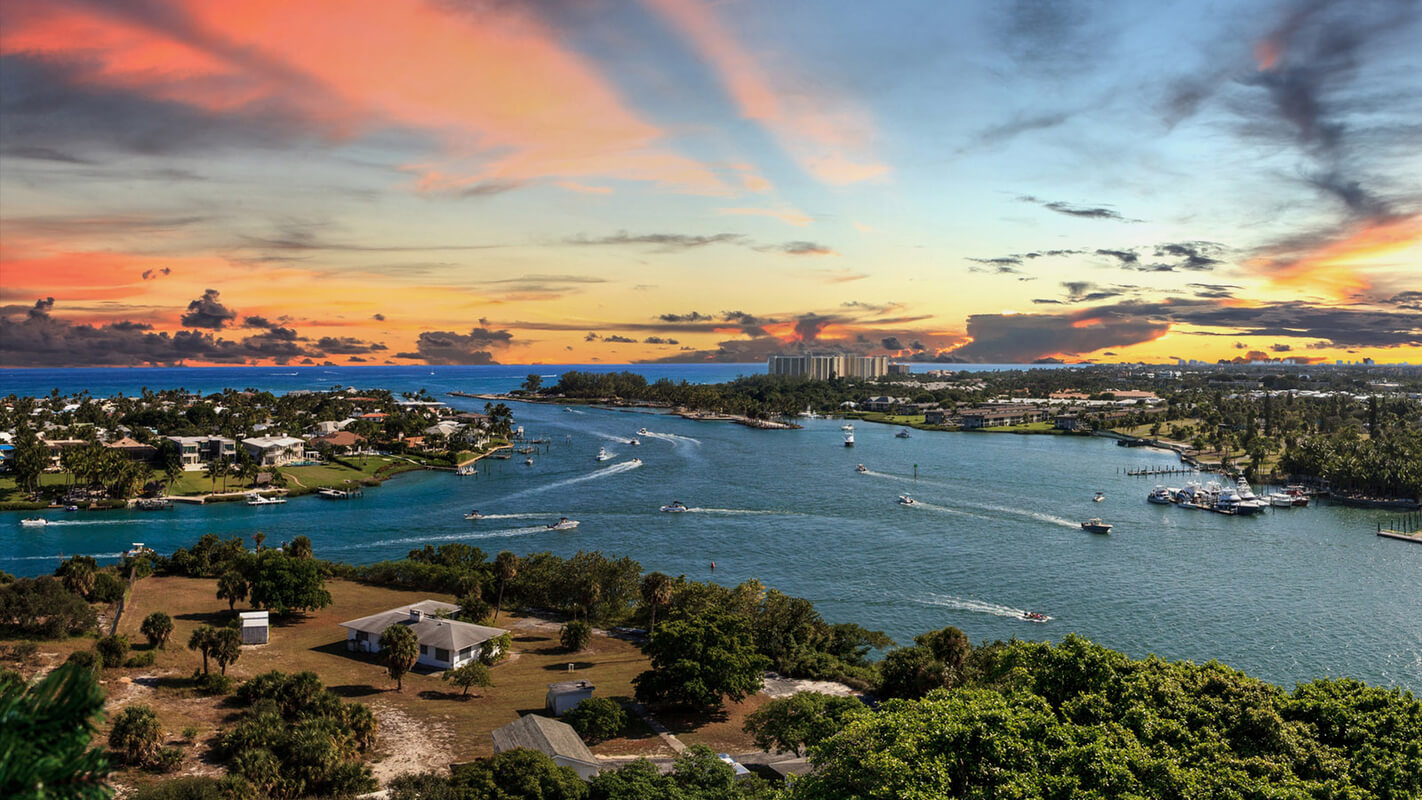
[633,610,769,711]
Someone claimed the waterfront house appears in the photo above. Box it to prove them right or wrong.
[490,715,600,779]
[241,435,306,467]
[863,396,908,412]
[340,600,507,671]
[104,436,157,462]
[307,430,366,455]
[1054,414,1085,431]
[546,680,596,716]
[165,435,238,468]
[923,409,950,425]
[959,404,1047,429]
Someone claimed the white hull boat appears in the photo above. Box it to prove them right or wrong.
[20,517,48,527]
[595,448,612,462]
[897,495,916,506]
[246,493,286,506]
[660,502,689,513]
[547,519,579,531]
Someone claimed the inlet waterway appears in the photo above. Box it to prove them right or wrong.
[3,365,1419,691]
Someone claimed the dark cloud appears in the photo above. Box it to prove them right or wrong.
[180,289,237,329]
[393,327,513,365]
[456,180,523,198]
[584,332,600,341]
[765,241,835,256]
[1236,341,1248,349]
[642,337,678,345]
[1271,343,1293,352]
[141,267,172,280]
[967,257,1023,266]
[1020,195,1136,221]
[1190,282,1242,299]
[604,335,636,343]
[243,315,273,328]
[658,311,711,323]
[947,310,1171,363]
[1384,291,1422,311]
[0,145,93,164]
[1032,298,1065,305]
[1154,242,1224,270]
[316,337,387,355]
[373,313,386,321]
[1061,282,1125,303]
[881,336,904,351]
[1094,249,1139,267]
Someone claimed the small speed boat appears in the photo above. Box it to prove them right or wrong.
[855,464,868,473]
[897,495,916,506]
[547,518,580,531]
[63,505,79,512]
[629,458,642,465]
[595,447,612,462]
[895,429,911,439]
[638,428,649,436]
[841,424,854,432]
[246,493,286,506]
[464,510,484,520]
[1081,518,1112,534]
[20,517,48,527]
[628,438,641,446]
[660,501,689,513]
[1093,491,1105,502]
[1147,486,1175,505]
[1266,492,1295,508]
[455,465,477,476]
[844,432,855,447]
[1022,611,1049,623]
[524,457,534,465]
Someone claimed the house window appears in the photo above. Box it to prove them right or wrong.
[419,644,428,655]
[435,648,450,663]
[355,630,368,643]
[459,646,473,658]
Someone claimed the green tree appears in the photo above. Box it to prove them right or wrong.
[216,570,248,611]
[493,550,519,624]
[563,697,627,744]
[284,535,314,560]
[188,625,218,676]
[639,571,674,635]
[95,635,130,669]
[140,612,174,649]
[0,661,111,800]
[108,705,163,767]
[743,691,867,756]
[449,749,586,800]
[456,593,492,624]
[441,661,493,697]
[56,556,98,599]
[560,620,591,653]
[11,426,49,494]
[521,374,543,393]
[633,611,768,711]
[245,550,331,615]
[380,624,419,692]
[212,627,243,675]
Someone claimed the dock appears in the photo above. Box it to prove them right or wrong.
[1378,514,1422,544]
[317,487,363,500]
[1121,466,1198,476]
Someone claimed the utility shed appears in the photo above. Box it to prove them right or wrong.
[238,611,269,645]
[546,680,596,716]
[490,714,600,780]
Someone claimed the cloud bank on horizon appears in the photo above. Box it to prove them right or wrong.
[1,0,1419,367]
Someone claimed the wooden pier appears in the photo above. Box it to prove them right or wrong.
[1121,466,1199,477]
[1378,514,1422,544]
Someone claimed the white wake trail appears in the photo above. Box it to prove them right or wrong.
[498,459,643,502]
[918,593,1051,622]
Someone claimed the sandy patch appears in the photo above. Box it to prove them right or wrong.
[759,672,857,699]
[369,701,458,783]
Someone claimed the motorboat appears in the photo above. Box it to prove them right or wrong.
[1022,611,1049,623]
[464,510,485,520]
[897,495,916,506]
[628,438,641,446]
[841,423,854,432]
[595,447,612,462]
[524,457,534,465]
[855,464,868,473]
[63,505,79,512]
[1093,491,1105,502]
[1081,518,1112,533]
[547,518,580,531]
[660,501,689,513]
[1266,493,1296,508]
[1147,486,1175,505]
[1174,481,1203,506]
[843,432,855,447]
[629,458,642,465]
[455,465,477,476]
[20,517,48,527]
[246,492,286,506]
[563,407,573,412]
[124,543,151,558]
[1233,479,1265,515]
[895,429,911,439]
[638,428,649,436]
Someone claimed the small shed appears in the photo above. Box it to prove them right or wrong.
[238,611,269,645]
[546,679,595,716]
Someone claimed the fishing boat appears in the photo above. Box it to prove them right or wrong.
[660,501,689,513]
[1093,491,1105,502]
[246,492,286,506]
[841,423,854,432]
[1147,486,1175,505]
[1022,611,1049,623]
[464,510,485,520]
[897,494,916,506]
[1081,518,1112,533]
[895,429,911,439]
[855,464,868,473]
[638,427,649,436]
[1266,492,1296,507]
[546,518,579,531]
[1233,479,1266,515]
[595,447,612,462]
[843,432,855,447]
[19,517,48,527]
[628,438,641,446]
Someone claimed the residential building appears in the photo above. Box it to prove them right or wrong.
[241,435,306,466]
[1054,414,1085,431]
[959,405,1047,429]
[887,363,912,376]
[104,436,156,462]
[546,680,595,716]
[490,715,601,780]
[340,600,508,671]
[862,396,908,412]
[924,409,950,425]
[766,353,890,380]
[307,430,366,455]
[164,435,238,468]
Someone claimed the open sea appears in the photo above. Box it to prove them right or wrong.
[2,364,1419,692]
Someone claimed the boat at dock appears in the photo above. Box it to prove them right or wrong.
[547,518,579,531]
[1266,492,1296,507]
[660,501,689,513]
[135,497,173,510]
[1081,518,1112,533]
[317,487,361,499]
[455,465,477,476]
[246,492,286,506]
[1147,485,1176,505]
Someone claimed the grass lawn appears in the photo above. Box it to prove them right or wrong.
[164,456,409,496]
[978,421,1059,433]
[0,472,73,507]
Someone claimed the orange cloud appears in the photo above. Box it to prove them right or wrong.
[717,207,812,227]
[1,0,728,194]
[643,0,888,185]
[1248,215,1421,299]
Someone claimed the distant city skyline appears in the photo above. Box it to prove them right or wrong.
[1,0,1419,367]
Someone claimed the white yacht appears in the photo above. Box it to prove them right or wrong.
[628,438,641,446]
[1266,492,1296,508]
[246,492,286,506]
[595,447,612,462]
[1093,491,1105,502]
[20,517,48,527]
[546,518,579,531]
[841,423,854,432]
[660,501,689,513]
[1233,479,1265,515]
[455,465,477,476]
[844,432,855,447]
[1147,486,1176,504]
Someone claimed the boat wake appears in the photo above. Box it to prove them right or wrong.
[899,501,991,521]
[471,512,549,520]
[1,552,125,562]
[640,431,701,446]
[684,507,786,516]
[363,526,551,548]
[499,459,643,502]
[21,518,146,527]
[918,593,1051,622]
[956,501,1079,529]
[859,469,954,491]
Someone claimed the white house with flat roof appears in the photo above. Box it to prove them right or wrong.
[241,435,305,467]
[340,600,507,671]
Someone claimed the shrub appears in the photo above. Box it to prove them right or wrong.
[109,705,163,766]
[8,641,39,663]
[64,649,100,673]
[91,571,127,604]
[130,777,229,800]
[95,634,130,668]
[560,620,591,653]
[152,747,185,773]
[125,651,157,668]
[181,726,200,742]
[442,661,493,697]
[563,697,627,743]
[140,612,174,649]
[194,672,235,695]
[479,632,512,666]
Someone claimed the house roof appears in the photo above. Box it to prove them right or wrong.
[547,680,595,695]
[106,437,154,450]
[490,714,597,764]
[340,600,507,652]
[243,436,304,449]
[310,431,365,447]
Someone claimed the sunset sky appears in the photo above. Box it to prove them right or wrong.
[1,0,1419,367]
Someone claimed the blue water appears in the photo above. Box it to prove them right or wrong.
[2,366,1417,691]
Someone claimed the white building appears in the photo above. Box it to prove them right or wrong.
[241,435,306,467]
[546,680,596,716]
[340,600,507,671]
[238,611,269,645]
[766,353,889,380]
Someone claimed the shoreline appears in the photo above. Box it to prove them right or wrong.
[452,392,803,430]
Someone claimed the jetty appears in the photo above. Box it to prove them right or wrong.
[1378,514,1422,545]
[1121,466,1198,477]
[317,487,363,500]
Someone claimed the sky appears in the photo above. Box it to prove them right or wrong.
[1,0,1419,367]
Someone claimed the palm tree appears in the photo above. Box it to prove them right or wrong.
[640,572,674,635]
[493,551,519,624]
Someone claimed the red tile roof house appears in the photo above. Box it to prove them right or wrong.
[306,430,366,455]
